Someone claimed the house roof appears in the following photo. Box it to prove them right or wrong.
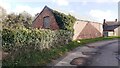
[103,21,120,31]
[77,22,101,39]
[33,6,52,23]
[105,21,118,26]
[104,25,120,31]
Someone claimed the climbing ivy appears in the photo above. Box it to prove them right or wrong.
[52,10,76,31]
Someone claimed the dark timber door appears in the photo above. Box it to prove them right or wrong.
[43,16,50,28]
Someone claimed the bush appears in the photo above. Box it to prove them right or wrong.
[2,28,73,52]
[2,28,73,66]
[2,29,15,52]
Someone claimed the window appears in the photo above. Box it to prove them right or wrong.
[43,16,50,28]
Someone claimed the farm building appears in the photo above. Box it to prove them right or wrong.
[32,6,76,30]
[73,20,103,40]
[32,6,59,30]
[32,6,103,40]
[103,19,120,36]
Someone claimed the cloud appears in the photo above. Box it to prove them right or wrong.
[94,0,119,3]
[68,0,119,3]
[14,5,42,16]
[51,0,118,6]
[89,9,117,22]
[52,0,69,6]
[89,10,112,18]
[0,1,11,13]
[0,0,43,16]
[3,0,119,2]
[81,1,88,5]
[69,10,75,13]
[1,0,51,2]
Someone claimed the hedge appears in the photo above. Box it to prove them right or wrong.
[2,28,73,52]
[2,28,73,66]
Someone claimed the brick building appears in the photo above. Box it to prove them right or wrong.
[32,6,103,40]
[32,6,59,30]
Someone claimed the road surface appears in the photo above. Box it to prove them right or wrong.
[50,39,119,67]
[87,39,119,66]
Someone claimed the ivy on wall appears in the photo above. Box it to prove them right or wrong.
[52,10,76,31]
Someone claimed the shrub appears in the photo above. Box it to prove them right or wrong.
[2,28,73,52]
[2,28,15,52]
[2,28,73,66]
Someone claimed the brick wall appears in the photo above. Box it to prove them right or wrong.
[32,7,59,30]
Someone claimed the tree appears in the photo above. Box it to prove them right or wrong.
[0,6,6,20]
[2,13,20,28]
[2,11,33,29]
[18,11,33,29]
[0,6,6,30]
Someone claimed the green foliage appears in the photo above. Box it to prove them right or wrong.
[2,9,75,66]
[2,12,33,29]
[78,36,120,45]
[2,28,73,66]
[2,28,72,52]
[52,10,76,31]
[3,35,118,66]
[2,28,14,52]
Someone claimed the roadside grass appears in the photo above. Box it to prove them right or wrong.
[79,36,120,44]
[3,36,120,66]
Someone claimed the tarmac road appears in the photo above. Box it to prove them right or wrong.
[51,39,119,67]
[87,40,119,66]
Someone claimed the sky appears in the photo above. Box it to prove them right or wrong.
[0,0,119,23]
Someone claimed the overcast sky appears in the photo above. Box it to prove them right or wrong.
[0,0,119,23]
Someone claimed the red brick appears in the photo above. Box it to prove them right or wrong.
[32,6,59,30]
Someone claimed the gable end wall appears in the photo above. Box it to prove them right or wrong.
[32,7,59,30]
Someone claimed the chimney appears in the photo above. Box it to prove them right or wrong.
[115,19,117,22]
[103,19,106,23]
